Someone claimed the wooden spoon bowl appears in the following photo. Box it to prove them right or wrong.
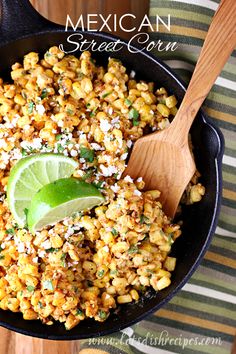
[124,0,236,218]
[125,126,196,217]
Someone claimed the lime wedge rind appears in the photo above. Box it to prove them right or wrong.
[32,197,103,230]
[7,154,79,226]
[27,178,104,233]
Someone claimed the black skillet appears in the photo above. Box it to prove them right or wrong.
[0,0,224,340]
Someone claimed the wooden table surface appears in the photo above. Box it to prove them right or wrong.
[0,1,149,353]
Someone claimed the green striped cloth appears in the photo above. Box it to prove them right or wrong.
[80,1,236,353]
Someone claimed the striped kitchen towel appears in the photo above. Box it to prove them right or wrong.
[80,1,236,353]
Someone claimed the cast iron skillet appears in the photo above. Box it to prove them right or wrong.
[0,0,224,340]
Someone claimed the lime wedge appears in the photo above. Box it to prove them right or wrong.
[7,154,78,226]
[27,178,104,233]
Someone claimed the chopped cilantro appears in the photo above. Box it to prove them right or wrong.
[57,143,64,153]
[129,107,139,119]
[46,248,59,253]
[168,234,174,245]
[143,234,149,241]
[55,134,62,141]
[86,103,91,108]
[133,117,139,126]
[128,245,138,254]
[98,310,107,320]
[22,91,27,100]
[87,280,93,287]
[110,269,118,275]
[97,270,105,278]
[73,285,79,293]
[0,245,3,252]
[45,51,52,58]
[90,108,97,117]
[111,228,118,236]
[129,107,139,126]
[21,148,28,156]
[102,92,112,99]
[140,214,149,224]
[139,285,146,293]
[43,280,54,291]
[41,88,48,99]
[0,255,5,260]
[125,98,132,107]
[5,228,14,235]
[28,101,34,114]
[76,309,84,316]
[77,72,85,80]
[82,169,94,180]
[61,253,67,267]
[66,108,74,116]
[65,140,73,146]
[27,285,35,292]
[80,147,94,163]
[38,301,44,309]
[92,180,104,189]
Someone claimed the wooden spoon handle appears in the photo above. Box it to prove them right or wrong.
[170,0,236,138]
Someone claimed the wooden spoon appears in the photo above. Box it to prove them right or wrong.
[124,0,236,218]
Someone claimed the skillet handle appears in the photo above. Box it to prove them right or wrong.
[0,0,63,43]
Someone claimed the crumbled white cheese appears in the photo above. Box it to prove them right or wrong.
[32,257,39,263]
[103,155,111,163]
[111,184,120,193]
[17,242,25,253]
[108,107,113,115]
[64,226,75,239]
[76,170,84,177]
[100,119,112,133]
[134,189,142,196]
[124,175,133,183]
[127,140,133,148]
[100,164,118,177]
[32,138,43,149]
[38,250,46,258]
[36,104,45,115]
[4,122,13,129]
[41,240,52,249]
[137,177,143,182]
[130,70,136,78]
[11,115,20,127]
[23,124,30,131]
[70,149,78,157]
[0,140,7,149]
[10,148,22,161]
[120,153,128,161]
[91,143,103,151]
[103,246,109,253]
[111,117,120,125]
